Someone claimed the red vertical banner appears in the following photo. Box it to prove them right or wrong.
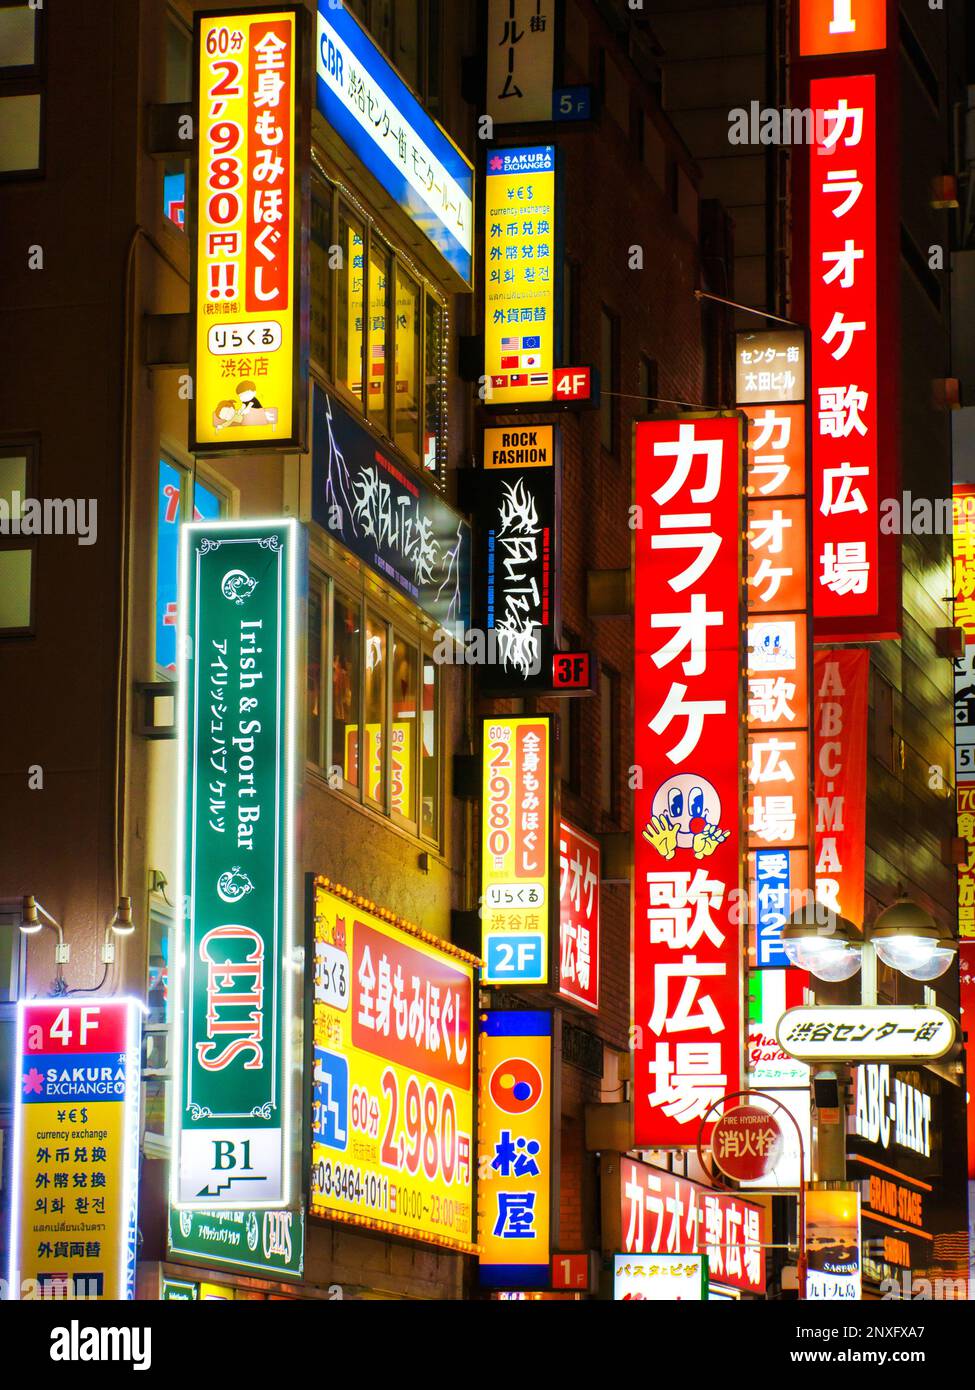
[633,415,744,1145]
[791,1,900,641]
[959,944,975,1181]
[814,649,868,923]
[245,19,293,313]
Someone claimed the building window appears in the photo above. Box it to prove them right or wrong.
[638,355,659,415]
[154,458,226,675]
[162,16,191,230]
[311,173,448,479]
[308,570,442,843]
[600,308,618,454]
[0,441,37,635]
[599,666,618,818]
[0,0,42,177]
[343,0,439,106]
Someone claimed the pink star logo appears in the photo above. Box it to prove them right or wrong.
[489,156,503,172]
[22,1067,44,1096]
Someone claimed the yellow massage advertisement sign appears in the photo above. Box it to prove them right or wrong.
[192,9,307,452]
[481,716,552,985]
[310,879,479,1251]
[485,146,557,407]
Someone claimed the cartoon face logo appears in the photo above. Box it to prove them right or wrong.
[643,774,730,860]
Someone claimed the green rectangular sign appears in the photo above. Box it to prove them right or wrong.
[168,1206,304,1280]
[173,519,300,1209]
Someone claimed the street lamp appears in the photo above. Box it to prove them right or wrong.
[19,895,70,963]
[780,911,863,982]
[101,895,135,963]
[867,898,957,982]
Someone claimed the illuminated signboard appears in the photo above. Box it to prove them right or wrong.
[960,944,975,1179]
[312,387,472,636]
[477,1010,552,1289]
[779,1005,956,1063]
[173,520,300,1210]
[747,967,809,1088]
[805,1189,861,1299]
[480,425,560,694]
[309,879,477,1252]
[480,715,553,985]
[799,0,886,56]
[168,1205,304,1280]
[614,1253,707,1301]
[633,415,744,1145]
[954,486,975,940]
[486,0,556,125]
[316,3,473,287]
[485,145,558,407]
[851,1064,933,1159]
[192,9,308,453]
[814,648,868,924]
[558,820,600,1013]
[616,1156,765,1296]
[736,330,805,404]
[552,650,594,693]
[9,998,142,1300]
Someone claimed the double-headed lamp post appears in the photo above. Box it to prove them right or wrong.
[779,898,956,1186]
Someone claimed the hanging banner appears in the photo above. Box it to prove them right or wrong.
[486,0,556,125]
[813,648,868,924]
[479,426,561,694]
[312,387,472,636]
[612,1155,765,1296]
[8,999,142,1300]
[174,519,300,1210]
[805,1189,862,1299]
[316,2,473,288]
[792,5,900,640]
[192,8,309,453]
[477,1010,553,1289]
[747,967,810,1088]
[480,715,554,985]
[309,879,477,1252]
[778,1004,956,1063]
[485,145,558,407]
[558,820,600,1013]
[633,414,744,1146]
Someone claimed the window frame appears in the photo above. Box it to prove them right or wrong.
[0,437,38,637]
[307,562,444,848]
[0,0,44,181]
[311,166,449,485]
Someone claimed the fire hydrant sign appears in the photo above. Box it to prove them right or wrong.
[174,520,299,1210]
[710,1105,784,1183]
[192,9,307,453]
[8,998,142,1300]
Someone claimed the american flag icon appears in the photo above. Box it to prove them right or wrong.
[501,336,520,350]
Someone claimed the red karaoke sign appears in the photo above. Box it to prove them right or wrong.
[633,415,744,1146]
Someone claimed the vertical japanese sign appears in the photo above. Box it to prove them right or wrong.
[9,999,142,1300]
[486,0,556,125]
[633,415,744,1145]
[309,879,477,1251]
[485,146,557,407]
[174,520,300,1210]
[959,945,975,1180]
[793,4,899,639]
[481,716,553,985]
[805,1189,861,1299]
[798,0,886,56]
[192,9,308,453]
[478,1011,552,1289]
[953,485,975,940]
[740,333,813,969]
[814,649,868,925]
[480,425,560,693]
[558,820,600,1013]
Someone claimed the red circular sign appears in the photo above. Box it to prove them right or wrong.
[710,1106,784,1182]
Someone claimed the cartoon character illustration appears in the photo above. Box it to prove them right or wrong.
[236,379,263,414]
[642,773,730,860]
[214,398,242,430]
[211,380,277,431]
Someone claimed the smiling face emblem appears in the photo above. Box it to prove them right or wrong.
[651,774,722,848]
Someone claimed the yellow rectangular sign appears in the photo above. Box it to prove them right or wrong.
[484,425,555,470]
[485,147,557,407]
[477,1010,552,1289]
[310,880,478,1251]
[481,717,552,985]
[193,10,304,451]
